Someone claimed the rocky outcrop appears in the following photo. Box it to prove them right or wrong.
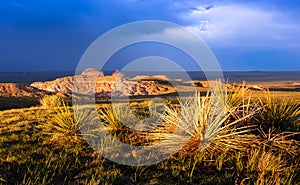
[185,81,219,88]
[30,69,176,97]
[186,81,268,91]
[31,76,74,94]
[112,70,124,77]
[292,82,300,86]
[81,68,104,77]
[248,85,266,91]
[94,77,174,97]
[0,83,49,98]
[130,75,170,82]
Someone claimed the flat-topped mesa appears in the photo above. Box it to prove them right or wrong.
[30,69,176,97]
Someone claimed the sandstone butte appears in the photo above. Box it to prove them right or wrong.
[0,69,177,98]
[0,68,274,98]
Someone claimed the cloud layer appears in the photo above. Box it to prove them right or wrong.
[0,0,299,71]
[180,3,300,49]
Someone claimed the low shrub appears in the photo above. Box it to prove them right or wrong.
[256,91,300,132]
[39,95,63,107]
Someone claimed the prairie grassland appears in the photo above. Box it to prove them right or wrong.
[0,86,299,185]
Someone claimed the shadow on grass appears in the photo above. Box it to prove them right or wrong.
[0,97,39,111]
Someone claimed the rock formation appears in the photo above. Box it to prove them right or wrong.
[111,70,124,77]
[30,69,176,97]
[248,85,266,91]
[0,83,49,98]
[130,75,170,82]
[81,68,104,77]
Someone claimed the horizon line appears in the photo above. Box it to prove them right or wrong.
[0,70,300,73]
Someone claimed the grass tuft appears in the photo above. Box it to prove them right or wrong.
[149,82,256,157]
[256,91,300,132]
[45,101,95,144]
[39,95,63,107]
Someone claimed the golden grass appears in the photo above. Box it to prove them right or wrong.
[0,81,299,184]
[257,91,300,131]
[39,95,63,107]
[147,83,257,156]
[45,101,97,144]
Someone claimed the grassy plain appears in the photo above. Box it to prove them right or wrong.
[0,81,299,185]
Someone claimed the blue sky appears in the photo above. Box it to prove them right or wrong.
[0,0,300,72]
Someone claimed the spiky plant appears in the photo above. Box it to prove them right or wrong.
[226,82,250,109]
[39,95,63,107]
[148,86,256,157]
[98,102,163,131]
[222,82,257,125]
[46,102,95,143]
[98,105,139,134]
[256,91,300,132]
[255,150,288,185]
[98,105,152,145]
[258,129,300,156]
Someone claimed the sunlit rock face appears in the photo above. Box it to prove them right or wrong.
[31,76,75,94]
[0,83,49,98]
[30,69,176,97]
[81,68,104,77]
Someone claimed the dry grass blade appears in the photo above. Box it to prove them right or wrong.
[39,95,63,107]
[46,102,96,143]
[98,106,125,133]
[226,82,250,109]
[150,82,257,156]
[257,91,300,131]
[258,129,300,156]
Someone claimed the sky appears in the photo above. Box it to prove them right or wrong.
[0,0,300,72]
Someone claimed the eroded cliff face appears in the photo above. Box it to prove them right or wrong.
[0,69,275,99]
[30,69,176,97]
[31,76,75,94]
[0,83,48,98]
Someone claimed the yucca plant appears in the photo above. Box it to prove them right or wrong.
[46,102,95,143]
[98,106,126,133]
[226,82,249,109]
[98,105,150,145]
[258,128,300,156]
[98,105,144,134]
[39,95,63,107]
[141,87,258,182]
[225,82,257,126]
[148,86,256,157]
[256,91,300,132]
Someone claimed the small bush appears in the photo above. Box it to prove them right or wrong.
[256,91,300,132]
[46,102,96,144]
[226,82,250,109]
[149,88,255,157]
[39,95,63,107]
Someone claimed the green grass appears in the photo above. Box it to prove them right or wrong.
[0,85,299,184]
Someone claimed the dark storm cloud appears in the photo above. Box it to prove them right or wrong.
[0,0,94,28]
[0,0,299,71]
